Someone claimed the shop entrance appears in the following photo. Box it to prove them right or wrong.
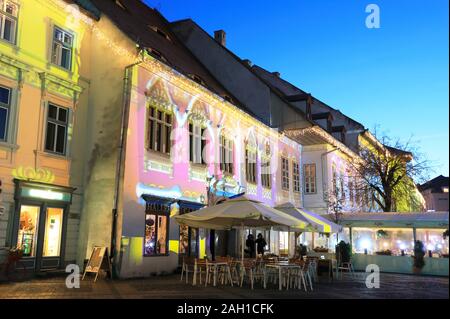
[11,179,75,272]
[16,203,65,271]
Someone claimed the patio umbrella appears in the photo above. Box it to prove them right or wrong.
[174,196,307,261]
[275,202,342,233]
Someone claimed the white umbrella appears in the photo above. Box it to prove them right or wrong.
[275,202,342,233]
[174,196,307,261]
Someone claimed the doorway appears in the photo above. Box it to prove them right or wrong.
[16,204,66,271]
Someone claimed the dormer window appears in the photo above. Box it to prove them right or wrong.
[115,0,126,10]
[149,25,171,42]
[146,47,168,63]
[188,74,206,86]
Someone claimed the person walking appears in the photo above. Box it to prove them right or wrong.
[256,233,267,256]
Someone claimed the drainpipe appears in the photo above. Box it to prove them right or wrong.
[110,59,144,278]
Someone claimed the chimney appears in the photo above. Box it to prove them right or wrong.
[242,59,253,67]
[214,30,226,47]
[272,71,281,77]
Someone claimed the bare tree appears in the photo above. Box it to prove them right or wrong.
[350,130,430,212]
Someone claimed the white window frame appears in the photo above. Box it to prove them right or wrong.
[220,133,233,174]
[147,104,172,155]
[303,163,316,194]
[281,157,290,191]
[292,161,301,193]
[189,121,206,164]
[0,0,18,44]
[245,141,257,184]
[44,103,69,155]
[261,143,271,189]
[51,26,74,70]
[0,85,11,141]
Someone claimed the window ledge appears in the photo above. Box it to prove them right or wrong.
[35,150,71,161]
[0,141,19,150]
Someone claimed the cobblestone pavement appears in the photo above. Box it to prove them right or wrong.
[0,272,448,299]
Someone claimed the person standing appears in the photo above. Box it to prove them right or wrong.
[256,233,267,256]
[245,234,256,258]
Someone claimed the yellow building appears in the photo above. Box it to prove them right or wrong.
[0,0,94,271]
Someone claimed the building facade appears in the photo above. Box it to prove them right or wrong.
[419,175,449,212]
[0,0,94,271]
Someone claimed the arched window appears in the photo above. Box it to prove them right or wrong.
[245,135,257,184]
[147,103,173,155]
[219,131,234,174]
[261,142,271,188]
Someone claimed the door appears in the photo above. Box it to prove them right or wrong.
[16,204,65,271]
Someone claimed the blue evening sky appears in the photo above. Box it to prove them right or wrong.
[146,0,449,178]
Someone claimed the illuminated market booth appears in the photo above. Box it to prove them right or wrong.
[339,212,449,276]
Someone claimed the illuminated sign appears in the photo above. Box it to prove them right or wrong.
[21,187,72,202]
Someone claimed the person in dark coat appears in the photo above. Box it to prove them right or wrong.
[256,233,267,256]
[245,234,255,258]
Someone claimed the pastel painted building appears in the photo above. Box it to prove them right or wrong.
[0,0,96,271]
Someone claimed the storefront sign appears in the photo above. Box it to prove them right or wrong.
[21,187,72,202]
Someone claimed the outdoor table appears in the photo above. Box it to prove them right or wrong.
[265,262,302,291]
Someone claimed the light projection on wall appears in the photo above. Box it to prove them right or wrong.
[12,166,56,184]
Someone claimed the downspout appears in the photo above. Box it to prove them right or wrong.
[110,59,144,278]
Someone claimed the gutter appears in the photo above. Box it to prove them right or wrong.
[110,59,144,278]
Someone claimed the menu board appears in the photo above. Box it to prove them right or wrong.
[82,246,112,282]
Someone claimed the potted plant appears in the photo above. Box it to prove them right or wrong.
[336,240,352,263]
[412,240,426,274]
[443,229,449,240]
[376,229,389,239]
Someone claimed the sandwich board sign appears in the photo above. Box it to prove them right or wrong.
[82,246,112,282]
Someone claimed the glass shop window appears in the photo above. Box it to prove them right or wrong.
[144,204,169,256]
[0,85,11,141]
[147,105,172,155]
[416,229,449,257]
[43,208,63,257]
[16,205,40,257]
[51,26,73,70]
[0,0,19,44]
[45,104,69,155]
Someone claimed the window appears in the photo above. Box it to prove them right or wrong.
[293,161,301,193]
[303,164,316,194]
[220,133,233,174]
[147,104,172,154]
[0,0,18,44]
[245,141,256,184]
[281,157,290,191]
[0,85,11,141]
[51,27,73,70]
[340,170,346,201]
[189,122,206,164]
[261,143,271,188]
[144,203,169,256]
[45,104,68,155]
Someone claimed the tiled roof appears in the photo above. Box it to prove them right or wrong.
[89,0,242,105]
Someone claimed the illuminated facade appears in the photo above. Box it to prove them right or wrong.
[0,0,93,270]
